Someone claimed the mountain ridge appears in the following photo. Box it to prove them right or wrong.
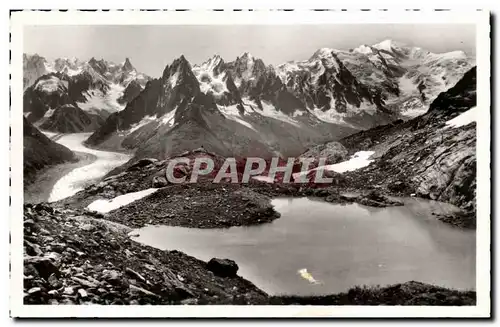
[83,40,473,164]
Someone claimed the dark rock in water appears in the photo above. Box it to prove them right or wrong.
[207,258,239,277]
[357,190,404,208]
[434,212,476,229]
[340,193,359,202]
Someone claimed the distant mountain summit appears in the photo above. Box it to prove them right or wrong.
[278,39,474,118]
[23,54,151,133]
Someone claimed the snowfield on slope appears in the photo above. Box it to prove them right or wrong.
[322,151,375,173]
[48,133,132,202]
[293,151,375,181]
[87,188,159,213]
[77,83,126,113]
[445,107,477,128]
[35,76,67,94]
[217,104,256,130]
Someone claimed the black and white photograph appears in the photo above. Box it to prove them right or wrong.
[9,9,490,318]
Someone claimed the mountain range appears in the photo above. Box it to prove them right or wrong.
[23,39,474,163]
[23,54,150,133]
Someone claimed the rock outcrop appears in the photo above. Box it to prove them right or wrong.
[340,67,477,213]
[23,118,75,185]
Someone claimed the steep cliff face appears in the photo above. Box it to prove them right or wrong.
[339,67,477,211]
[23,118,75,185]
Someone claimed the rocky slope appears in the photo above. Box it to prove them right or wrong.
[23,54,150,132]
[38,104,105,133]
[23,201,476,306]
[339,66,477,216]
[23,203,269,305]
[23,117,76,185]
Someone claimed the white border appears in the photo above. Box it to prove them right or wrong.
[9,9,490,318]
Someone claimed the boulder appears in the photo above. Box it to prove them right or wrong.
[24,256,60,280]
[206,258,239,277]
[298,141,348,168]
[387,181,408,193]
[128,158,158,170]
[357,190,404,207]
[152,176,168,188]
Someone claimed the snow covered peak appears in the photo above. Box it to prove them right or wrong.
[240,52,254,61]
[161,55,199,91]
[23,53,55,89]
[311,48,336,59]
[309,48,342,71]
[195,54,225,76]
[353,44,374,55]
[34,75,68,94]
[122,58,134,72]
[430,50,468,61]
[54,57,83,73]
[372,39,405,53]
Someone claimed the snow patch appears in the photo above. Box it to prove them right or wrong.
[193,59,230,97]
[445,107,477,128]
[253,176,274,183]
[308,106,346,125]
[43,108,55,118]
[398,75,418,96]
[430,50,467,61]
[292,110,306,117]
[313,48,340,71]
[65,67,83,76]
[159,108,177,127]
[373,39,398,53]
[217,104,255,131]
[87,188,159,213]
[40,130,57,139]
[169,72,180,88]
[77,83,126,113]
[353,45,373,55]
[323,151,375,173]
[35,76,66,94]
[129,115,157,133]
[249,100,300,127]
[293,151,375,180]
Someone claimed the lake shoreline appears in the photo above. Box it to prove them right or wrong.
[23,202,477,306]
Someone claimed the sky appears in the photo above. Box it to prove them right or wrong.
[24,24,476,78]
